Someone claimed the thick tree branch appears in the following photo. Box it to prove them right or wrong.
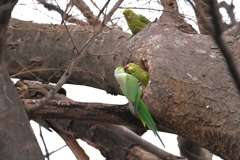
[159,0,197,34]
[192,0,223,34]
[24,0,123,113]
[7,18,240,159]
[160,0,183,23]
[223,22,240,36]
[187,0,240,95]
[16,80,184,160]
[219,1,237,28]
[209,0,240,93]
[26,99,143,127]
[177,136,213,160]
[70,121,186,160]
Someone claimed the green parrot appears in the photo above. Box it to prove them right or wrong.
[124,63,149,86]
[114,66,164,147]
[123,9,150,35]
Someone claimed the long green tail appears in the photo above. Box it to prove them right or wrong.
[137,100,165,148]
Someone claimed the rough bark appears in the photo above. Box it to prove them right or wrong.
[6,18,240,159]
[0,1,43,160]
[193,0,223,34]
[6,18,126,94]
[178,136,213,160]
[219,1,237,30]
[72,121,182,160]
[16,80,183,160]
[159,0,197,34]
[160,0,183,24]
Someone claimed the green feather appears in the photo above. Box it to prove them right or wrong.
[138,14,150,24]
[123,9,150,35]
[114,66,164,147]
[125,63,149,85]
[137,100,165,147]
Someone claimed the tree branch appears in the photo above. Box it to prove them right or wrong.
[17,80,184,160]
[45,120,89,160]
[7,17,240,159]
[159,0,197,34]
[71,0,101,26]
[37,0,88,25]
[25,0,124,113]
[26,99,143,127]
[39,126,50,160]
[68,121,186,160]
[187,0,240,95]
[219,1,237,26]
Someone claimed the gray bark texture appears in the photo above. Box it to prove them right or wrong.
[6,17,240,160]
[0,1,43,160]
[16,80,183,160]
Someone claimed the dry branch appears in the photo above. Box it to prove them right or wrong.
[186,0,240,97]
[71,0,101,26]
[20,0,124,113]
[219,1,237,28]
[37,0,87,25]
[26,99,142,127]
[45,120,89,160]
[16,80,184,160]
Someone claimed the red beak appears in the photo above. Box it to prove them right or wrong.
[123,64,129,70]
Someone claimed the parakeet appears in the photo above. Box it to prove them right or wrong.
[124,63,149,86]
[114,66,164,147]
[123,9,150,35]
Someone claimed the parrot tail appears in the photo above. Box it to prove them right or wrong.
[137,100,165,148]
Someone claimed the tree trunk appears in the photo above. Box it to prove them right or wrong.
[0,2,43,160]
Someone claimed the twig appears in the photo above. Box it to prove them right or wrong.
[37,0,71,21]
[71,0,101,26]
[45,120,89,160]
[186,0,240,94]
[39,125,50,160]
[90,0,119,27]
[119,6,164,12]
[101,0,123,25]
[47,145,67,156]
[90,0,103,13]
[25,0,124,113]
[96,0,111,20]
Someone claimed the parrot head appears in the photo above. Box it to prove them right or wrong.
[124,63,136,73]
[114,66,125,75]
[123,9,133,19]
